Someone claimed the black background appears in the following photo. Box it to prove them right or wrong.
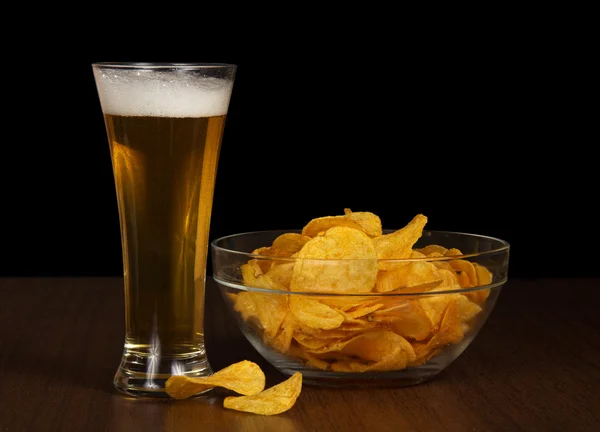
[2,18,596,279]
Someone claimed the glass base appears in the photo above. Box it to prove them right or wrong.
[113,347,213,398]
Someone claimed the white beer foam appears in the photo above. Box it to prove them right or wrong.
[94,68,234,117]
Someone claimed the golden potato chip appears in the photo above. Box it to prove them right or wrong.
[343,302,385,319]
[223,372,302,416]
[250,248,274,273]
[269,312,296,353]
[239,266,289,338]
[288,345,331,370]
[253,293,288,340]
[289,296,344,330]
[415,244,448,256]
[444,248,463,257]
[432,259,455,272]
[456,294,483,332]
[302,210,382,238]
[293,333,348,351]
[165,360,265,399]
[233,292,258,321]
[301,215,365,237]
[449,260,477,287]
[418,291,462,330]
[437,268,461,289]
[343,208,383,237]
[375,261,443,293]
[329,359,370,373]
[290,226,378,294]
[265,262,294,289]
[270,233,311,257]
[409,297,466,366]
[372,214,428,270]
[371,300,431,341]
[339,330,416,370]
[464,263,493,305]
[410,250,426,258]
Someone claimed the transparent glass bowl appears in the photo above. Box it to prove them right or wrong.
[211,230,509,387]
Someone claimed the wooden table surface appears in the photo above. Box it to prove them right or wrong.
[0,277,598,432]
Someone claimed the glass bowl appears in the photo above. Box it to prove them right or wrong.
[211,229,509,387]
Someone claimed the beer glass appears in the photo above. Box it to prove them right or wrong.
[92,63,236,397]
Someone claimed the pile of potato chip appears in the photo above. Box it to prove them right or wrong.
[228,210,493,373]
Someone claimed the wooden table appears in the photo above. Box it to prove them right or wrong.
[0,277,598,432]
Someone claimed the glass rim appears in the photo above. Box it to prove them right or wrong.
[214,276,507,297]
[210,229,510,262]
[91,62,237,69]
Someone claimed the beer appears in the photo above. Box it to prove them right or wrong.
[93,64,235,396]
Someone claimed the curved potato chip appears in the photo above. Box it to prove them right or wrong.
[301,215,365,238]
[449,260,477,287]
[269,312,296,353]
[437,268,461,289]
[372,214,428,270]
[409,298,466,366]
[166,360,265,399]
[290,226,378,294]
[265,262,294,289]
[232,292,258,321]
[444,248,463,257]
[270,233,311,257]
[240,266,289,338]
[416,244,448,256]
[371,300,431,341]
[289,296,344,330]
[474,263,493,285]
[223,372,302,416]
[375,261,442,293]
[466,263,493,305]
[250,247,275,273]
[343,208,383,237]
[339,330,416,369]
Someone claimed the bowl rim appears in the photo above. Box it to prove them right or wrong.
[214,276,507,297]
[211,229,510,262]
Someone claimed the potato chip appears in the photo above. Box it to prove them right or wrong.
[339,330,416,370]
[456,294,483,332]
[444,248,463,257]
[250,248,274,273]
[344,302,385,319]
[374,261,443,293]
[302,210,382,238]
[232,292,258,321]
[372,214,428,270]
[409,297,465,366]
[371,300,431,341]
[301,216,366,238]
[265,262,294,289]
[418,291,462,330]
[290,226,378,294]
[269,312,296,353]
[288,345,331,370]
[270,233,311,257]
[466,263,493,305]
[437,268,461,289]
[343,208,383,237]
[415,244,448,256]
[289,296,344,330]
[223,372,302,416]
[410,250,426,258]
[449,260,477,287]
[240,265,289,338]
[165,360,265,399]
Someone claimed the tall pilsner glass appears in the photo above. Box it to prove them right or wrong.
[92,63,236,397]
